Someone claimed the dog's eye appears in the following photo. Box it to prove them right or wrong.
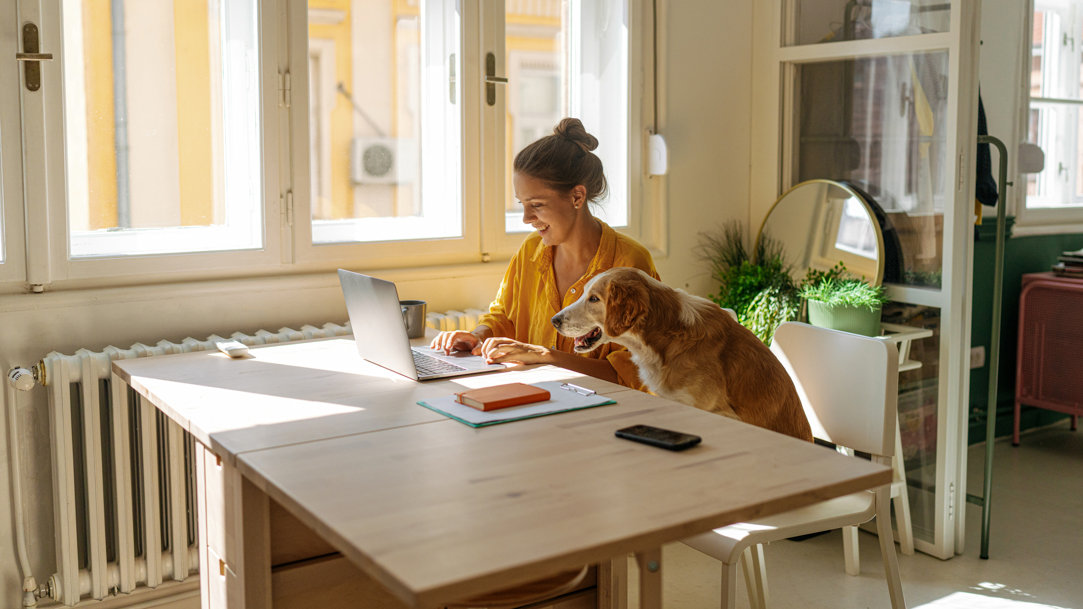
[588,294,600,303]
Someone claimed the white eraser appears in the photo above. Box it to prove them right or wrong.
[215,340,250,358]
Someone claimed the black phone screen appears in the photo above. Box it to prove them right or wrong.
[615,424,702,451]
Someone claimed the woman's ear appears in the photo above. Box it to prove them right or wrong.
[571,185,587,209]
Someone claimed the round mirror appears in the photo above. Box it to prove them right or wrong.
[756,179,886,285]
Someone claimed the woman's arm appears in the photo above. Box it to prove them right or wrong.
[478,338,620,384]
[545,349,620,383]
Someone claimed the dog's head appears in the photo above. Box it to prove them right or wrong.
[551,267,652,352]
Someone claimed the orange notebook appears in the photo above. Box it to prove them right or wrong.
[455,383,551,411]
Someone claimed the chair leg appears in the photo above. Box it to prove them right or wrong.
[874,487,906,609]
[739,549,758,609]
[747,544,769,609]
[720,559,738,609]
[842,525,860,576]
[892,489,915,556]
[892,421,915,555]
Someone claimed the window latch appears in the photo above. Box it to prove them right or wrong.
[16,22,53,92]
[485,52,508,106]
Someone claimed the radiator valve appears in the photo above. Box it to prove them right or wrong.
[6,367,38,391]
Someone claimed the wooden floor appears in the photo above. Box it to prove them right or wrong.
[628,421,1083,609]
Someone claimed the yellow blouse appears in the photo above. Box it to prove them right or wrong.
[477,221,659,390]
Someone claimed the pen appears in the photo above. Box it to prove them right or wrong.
[559,382,596,396]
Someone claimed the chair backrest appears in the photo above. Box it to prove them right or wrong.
[769,321,899,457]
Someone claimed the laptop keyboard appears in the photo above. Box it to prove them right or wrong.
[412,350,468,376]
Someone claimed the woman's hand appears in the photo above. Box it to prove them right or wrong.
[429,330,482,355]
[478,337,553,365]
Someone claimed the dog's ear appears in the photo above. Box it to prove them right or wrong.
[604,275,649,337]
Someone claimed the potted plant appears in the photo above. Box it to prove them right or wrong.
[699,222,801,344]
[799,262,888,337]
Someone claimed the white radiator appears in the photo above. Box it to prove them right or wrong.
[34,323,351,606]
[426,308,486,332]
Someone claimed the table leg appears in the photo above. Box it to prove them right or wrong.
[199,445,272,609]
[634,548,662,609]
[241,477,272,609]
[598,556,628,609]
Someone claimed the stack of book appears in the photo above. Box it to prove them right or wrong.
[1053,247,1083,278]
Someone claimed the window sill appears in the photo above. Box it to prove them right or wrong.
[1010,222,1083,237]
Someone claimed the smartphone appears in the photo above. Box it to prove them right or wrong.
[615,424,702,451]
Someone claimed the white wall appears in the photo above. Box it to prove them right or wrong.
[0,0,751,605]
[978,0,1028,215]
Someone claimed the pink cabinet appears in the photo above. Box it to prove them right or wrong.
[1014,272,1083,445]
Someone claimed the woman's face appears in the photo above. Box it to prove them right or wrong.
[514,173,586,246]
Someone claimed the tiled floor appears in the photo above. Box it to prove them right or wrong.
[626,421,1083,608]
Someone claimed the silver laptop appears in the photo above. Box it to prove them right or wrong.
[337,269,506,381]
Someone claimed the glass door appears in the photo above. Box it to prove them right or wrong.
[752,0,981,559]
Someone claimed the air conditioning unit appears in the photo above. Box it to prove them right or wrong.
[350,136,417,185]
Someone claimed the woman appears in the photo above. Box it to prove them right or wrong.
[430,118,659,388]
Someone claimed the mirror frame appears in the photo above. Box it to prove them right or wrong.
[755,178,886,286]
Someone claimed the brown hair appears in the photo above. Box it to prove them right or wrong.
[513,117,608,204]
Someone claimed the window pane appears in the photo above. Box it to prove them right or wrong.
[1032,10,1047,97]
[788,0,951,46]
[794,51,950,289]
[1027,103,1083,208]
[1026,3,1083,211]
[882,301,941,545]
[308,0,461,245]
[504,0,629,234]
[503,1,565,233]
[62,0,262,258]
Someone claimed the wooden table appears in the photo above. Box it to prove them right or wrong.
[113,337,891,609]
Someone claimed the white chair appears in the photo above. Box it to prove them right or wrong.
[682,321,905,609]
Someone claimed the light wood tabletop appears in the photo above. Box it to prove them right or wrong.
[112,337,632,464]
[112,336,892,609]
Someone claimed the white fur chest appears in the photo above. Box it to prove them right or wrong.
[627,345,696,406]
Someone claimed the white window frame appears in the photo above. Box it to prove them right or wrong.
[13,0,660,290]
[1019,0,1083,232]
[1,6,27,284]
[20,0,286,287]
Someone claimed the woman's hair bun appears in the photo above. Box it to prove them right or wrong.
[553,117,598,152]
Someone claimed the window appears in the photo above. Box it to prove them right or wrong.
[305,0,461,245]
[61,0,263,258]
[1025,0,1083,223]
[299,0,638,264]
[15,0,655,286]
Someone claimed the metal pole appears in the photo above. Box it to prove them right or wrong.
[975,134,1008,559]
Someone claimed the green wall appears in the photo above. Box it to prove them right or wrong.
[968,219,1083,444]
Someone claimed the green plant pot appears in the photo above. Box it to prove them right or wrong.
[806,300,883,336]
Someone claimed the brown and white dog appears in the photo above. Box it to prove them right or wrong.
[551,267,813,442]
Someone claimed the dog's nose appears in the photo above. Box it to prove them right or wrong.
[551,314,563,329]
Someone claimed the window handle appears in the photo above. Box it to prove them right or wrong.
[19,22,53,92]
[485,52,507,106]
